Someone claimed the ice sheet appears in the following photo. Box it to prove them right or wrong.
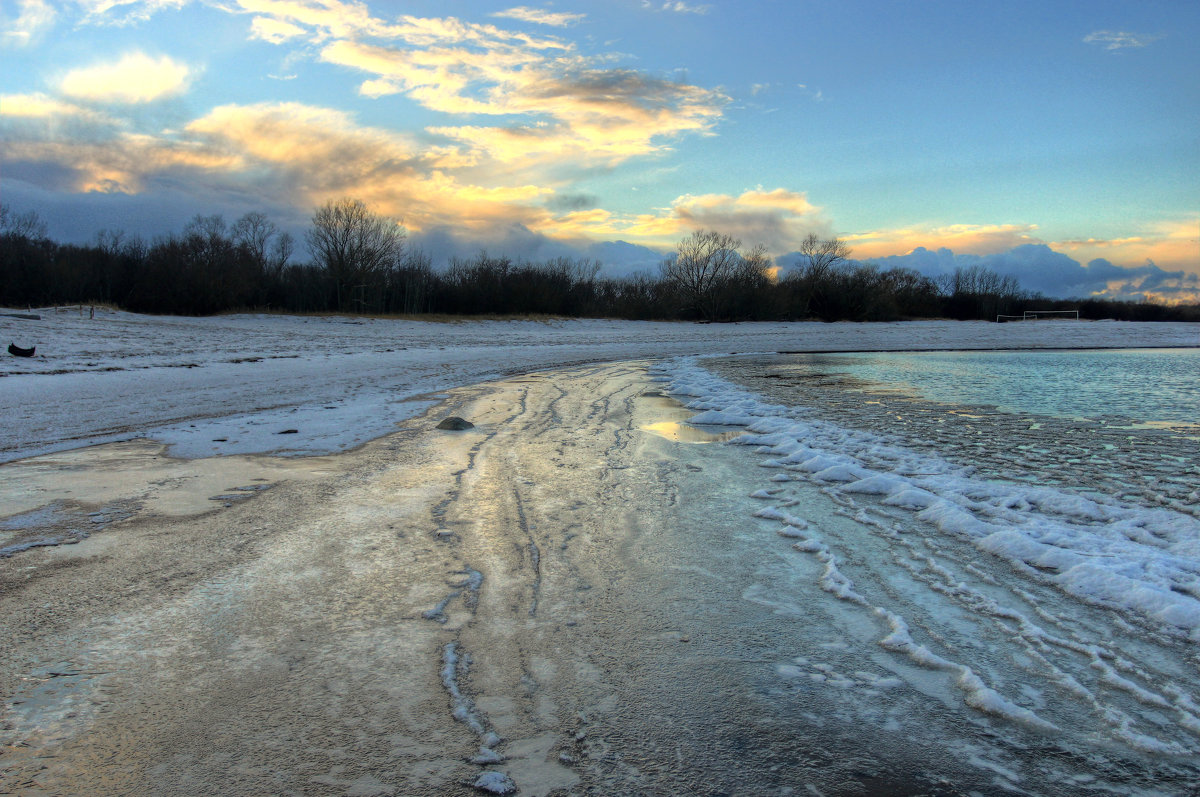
[658,354,1200,773]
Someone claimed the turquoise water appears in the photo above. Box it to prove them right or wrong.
[769,348,1199,425]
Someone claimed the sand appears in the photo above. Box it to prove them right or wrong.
[4,354,1198,796]
[6,362,922,796]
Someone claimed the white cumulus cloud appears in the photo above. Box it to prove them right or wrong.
[59,52,193,103]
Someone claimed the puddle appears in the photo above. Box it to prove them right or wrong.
[0,440,339,557]
[639,421,743,445]
[638,390,744,444]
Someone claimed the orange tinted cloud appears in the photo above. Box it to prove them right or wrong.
[1052,217,1200,276]
[0,92,111,121]
[3,135,238,193]
[318,40,725,170]
[536,188,825,251]
[846,223,1043,259]
[242,2,724,172]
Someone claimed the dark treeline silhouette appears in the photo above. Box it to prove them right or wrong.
[3,203,1197,322]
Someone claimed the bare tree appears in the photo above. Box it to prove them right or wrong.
[785,233,852,318]
[306,198,406,312]
[0,204,48,240]
[270,231,295,273]
[184,213,227,243]
[940,264,1021,299]
[95,228,126,255]
[796,233,850,281]
[231,212,277,269]
[735,244,773,284]
[660,229,743,320]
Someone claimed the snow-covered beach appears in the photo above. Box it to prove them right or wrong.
[2,310,1199,795]
[3,309,1196,464]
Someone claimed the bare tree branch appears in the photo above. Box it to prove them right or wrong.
[306,198,406,312]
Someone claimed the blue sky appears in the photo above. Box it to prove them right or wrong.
[2,0,1197,301]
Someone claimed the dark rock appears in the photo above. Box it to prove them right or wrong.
[436,417,474,431]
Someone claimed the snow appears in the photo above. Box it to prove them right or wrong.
[472,770,516,794]
[2,308,1195,463]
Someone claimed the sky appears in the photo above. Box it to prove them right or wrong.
[1,0,1198,302]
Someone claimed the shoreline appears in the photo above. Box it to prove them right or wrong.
[2,311,1196,466]
[4,316,1200,795]
[3,358,1199,794]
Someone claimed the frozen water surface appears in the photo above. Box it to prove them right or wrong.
[757,348,1200,428]
[2,310,1198,795]
[661,352,1200,794]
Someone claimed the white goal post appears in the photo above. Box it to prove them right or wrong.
[995,309,1080,322]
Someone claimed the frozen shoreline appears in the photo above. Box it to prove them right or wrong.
[3,323,1200,792]
[2,308,1196,463]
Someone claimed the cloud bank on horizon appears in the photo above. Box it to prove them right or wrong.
[1,0,1196,302]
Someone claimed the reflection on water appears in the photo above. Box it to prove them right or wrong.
[640,421,742,444]
[762,348,1199,426]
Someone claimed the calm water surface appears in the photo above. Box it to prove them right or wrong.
[772,348,1199,426]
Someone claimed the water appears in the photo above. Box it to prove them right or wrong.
[669,352,1200,794]
[764,348,1199,428]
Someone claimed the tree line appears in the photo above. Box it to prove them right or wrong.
[2,200,1196,322]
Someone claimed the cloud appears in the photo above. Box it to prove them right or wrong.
[76,0,190,26]
[826,216,1197,302]
[1084,30,1163,51]
[538,187,827,252]
[796,83,824,102]
[1,96,564,234]
[409,225,665,277]
[249,15,306,43]
[233,1,726,174]
[545,192,598,211]
[2,133,238,194]
[491,7,585,27]
[178,102,560,233]
[59,52,193,103]
[644,1,711,13]
[846,223,1042,260]
[869,244,1198,303]
[1,0,56,46]
[318,37,726,169]
[0,92,113,122]
[236,2,568,50]
[1052,217,1199,276]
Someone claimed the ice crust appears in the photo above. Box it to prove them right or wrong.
[659,355,1200,760]
[668,359,1200,642]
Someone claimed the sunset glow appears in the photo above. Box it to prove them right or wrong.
[1,0,1196,300]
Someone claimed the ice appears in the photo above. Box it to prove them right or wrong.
[4,308,1199,790]
[472,771,516,794]
[471,747,506,764]
[657,352,1200,769]
[441,643,486,736]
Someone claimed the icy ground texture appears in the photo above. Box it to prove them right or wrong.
[2,308,1196,463]
[661,357,1200,793]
